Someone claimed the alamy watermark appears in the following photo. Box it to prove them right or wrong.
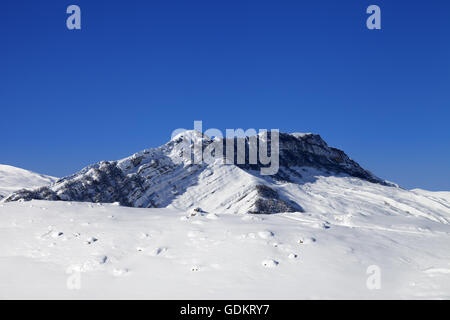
[366,265,381,290]
[66,265,81,290]
[171,121,279,176]
[366,5,381,30]
[66,5,381,31]
[66,5,81,30]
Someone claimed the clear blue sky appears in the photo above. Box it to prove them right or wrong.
[1,0,449,190]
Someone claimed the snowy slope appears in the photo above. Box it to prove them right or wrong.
[411,188,450,205]
[0,164,57,200]
[0,184,449,299]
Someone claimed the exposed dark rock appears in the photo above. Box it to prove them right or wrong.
[249,185,304,214]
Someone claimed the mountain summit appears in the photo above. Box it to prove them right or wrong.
[3,132,386,213]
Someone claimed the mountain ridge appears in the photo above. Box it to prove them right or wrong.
[0,164,57,200]
[2,131,388,213]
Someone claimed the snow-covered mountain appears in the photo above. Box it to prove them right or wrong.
[1,132,449,299]
[0,164,57,200]
[3,131,386,214]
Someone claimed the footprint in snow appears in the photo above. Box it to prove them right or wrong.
[139,232,151,239]
[312,222,330,229]
[112,268,129,277]
[258,230,274,239]
[262,259,279,268]
[51,231,64,238]
[85,237,98,245]
[271,242,280,248]
[298,237,316,245]
[82,255,108,271]
[149,247,167,256]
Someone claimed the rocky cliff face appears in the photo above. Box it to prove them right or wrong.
[229,132,381,184]
[3,131,385,213]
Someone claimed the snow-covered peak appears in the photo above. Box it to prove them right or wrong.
[0,164,57,199]
[3,131,385,212]
[291,132,314,138]
[171,130,209,144]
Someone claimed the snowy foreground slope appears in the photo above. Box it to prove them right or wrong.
[0,164,56,200]
[0,176,449,299]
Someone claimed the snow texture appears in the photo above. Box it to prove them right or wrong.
[0,177,449,299]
